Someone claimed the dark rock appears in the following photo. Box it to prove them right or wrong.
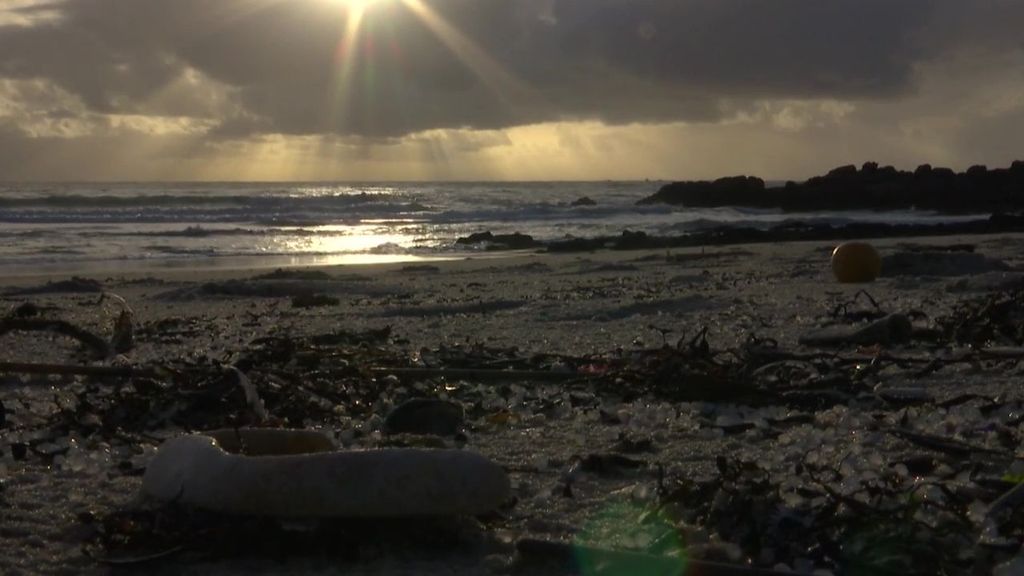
[383,398,464,436]
[578,453,645,476]
[613,230,655,250]
[291,293,340,308]
[12,302,40,318]
[456,231,495,245]
[827,164,859,178]
[545,217,1024,254]
[570,196,597,207]
[455,231,539,250]
[491,233,540,250]
[637,160,1024,214]
[11,442,27,461]
[637,176,765,207]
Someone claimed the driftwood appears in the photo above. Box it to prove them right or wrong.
[0,361,156,378]
[0,317,111,358]
[370,367,585,383]
[987,481,1024,521]
[889,428,1011,458]
[799,314,913,347]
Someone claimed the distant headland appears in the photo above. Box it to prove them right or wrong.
[640,161,1024,213]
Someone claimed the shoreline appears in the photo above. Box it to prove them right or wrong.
[4,211,1022,283]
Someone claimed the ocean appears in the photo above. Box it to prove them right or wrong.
[0,181,987,275]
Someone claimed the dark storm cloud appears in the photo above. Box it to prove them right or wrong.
[0,0,1021,138]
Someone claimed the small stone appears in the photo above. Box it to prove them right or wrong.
[12,302,39,317]
[291,293,340,308]
[383,398,464,436]
[11,443,27,461]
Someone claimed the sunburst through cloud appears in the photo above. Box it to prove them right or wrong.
[3,4,1024,574]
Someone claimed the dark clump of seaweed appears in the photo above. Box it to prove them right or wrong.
[938,288,1024,347]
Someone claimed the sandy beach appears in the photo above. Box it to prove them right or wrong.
[3,233,1024,575]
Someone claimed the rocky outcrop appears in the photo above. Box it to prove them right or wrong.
[637,176,766,207]
[455,231,540,250]
[545,212,1024,253]
[639,161,1024,213]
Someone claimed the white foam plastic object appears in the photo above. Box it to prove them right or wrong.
[142,428,511,517]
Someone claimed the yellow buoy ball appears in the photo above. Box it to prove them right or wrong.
[831,241,881,283]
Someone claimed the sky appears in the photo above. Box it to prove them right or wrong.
[0,0,1022,182]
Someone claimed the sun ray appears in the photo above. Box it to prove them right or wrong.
[326,1,371,132]
[398,0,542,117]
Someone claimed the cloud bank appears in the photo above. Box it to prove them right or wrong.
[0,0,1022,179]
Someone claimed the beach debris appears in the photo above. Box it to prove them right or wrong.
[831,241,882,283]
[799,313,912,347]
[228,366,268,422]
[11,442,28,460]
[4,298,1022,572]
[383,398,464,436]
[110,310,134,353]
[142,429,511,517]
[291,293,340,308]
[99,293,136,354]
[882,250,1010,277]
[372,366,580,383]
[0,317,112,358]
[0,361,151,378]
[938,287,1024,346]
[829,288,886,322]
[11,302,40,317]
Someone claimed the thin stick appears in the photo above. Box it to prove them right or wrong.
[0,361,155,378]
[987,481,1024,520]
[370,367,586,383]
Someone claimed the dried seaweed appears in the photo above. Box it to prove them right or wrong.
[938,288,1024,347]
[4,287,1024,574]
